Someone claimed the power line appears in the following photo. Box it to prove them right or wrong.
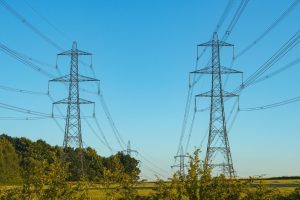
[251,57,300,85]
[83,117,114,154]
[0,102,61,118]
[224,0,298,90]
[221,0,250,41]
[0,42,55,78]
[12,49,56,70]
[0,116,48,120]
[98,93,126,150]
[138,150,171,176]
[139,160,168,180]
[0,99,92,120]
[0,84,47,96]
[237,30,300,91]
[240,96,300,111]
[73,54,127,151]
[184,110,196,153]
[0,0,64,51]
[214,0,235,33]
[85,65,170,176]
[175,83,195,156]
[93,116,115,152]
[236,0,299,59]
[22,0,72,42]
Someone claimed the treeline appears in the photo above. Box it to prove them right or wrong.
[1,134,300,199]
[0,134,139,183]
[0,134,142,199]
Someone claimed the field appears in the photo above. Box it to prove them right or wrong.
[1,178,299,199]
[87,178,300,199]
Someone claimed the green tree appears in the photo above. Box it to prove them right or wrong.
[102,154,140,200]
[0,137,22,184]
[0,152,88,200]
[84,147,104,181]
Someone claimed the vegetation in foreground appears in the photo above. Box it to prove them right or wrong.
[0,134,299,200]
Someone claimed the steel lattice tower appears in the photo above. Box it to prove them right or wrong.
[191,32,242,177]
[124,141,138,157]
[172,146,188,179]
[49,42,99,172]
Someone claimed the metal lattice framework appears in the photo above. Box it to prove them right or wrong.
[192,32,242,177]
[172,146,188,179]
[49,42,99,172]
[124,141,138,157]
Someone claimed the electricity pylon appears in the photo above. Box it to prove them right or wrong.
[172,146,188,179]
[123,141,138,157]
[49,42,99,173]
[191,32,242,177]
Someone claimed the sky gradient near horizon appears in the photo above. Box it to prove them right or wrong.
[0,0,300,180]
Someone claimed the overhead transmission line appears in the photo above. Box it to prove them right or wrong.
[222,0,299,89]
[93,83,172,176]
[98,94,127,150]
[69,49,127,151]
[0,84,47,96]
[235,30,300,91]
[0,42,55,78]
[0,0,64,51]
[251,57,300,85]
[235,0,299,59]
[139,160,168,180]
[0,116,48,121]
[83,116,114,153]
[240,96,300,111]
[222,0,250,41]
[13,50,56,70]
[3,0,91,73]
[92,116,116,152]
[22,0,72,41]
[0,102,63,118]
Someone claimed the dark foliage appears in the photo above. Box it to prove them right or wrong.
[0,134,140,183]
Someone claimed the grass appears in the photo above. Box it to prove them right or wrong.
[0,178,299,199]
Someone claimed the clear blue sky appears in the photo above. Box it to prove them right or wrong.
[0,0,299,180]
